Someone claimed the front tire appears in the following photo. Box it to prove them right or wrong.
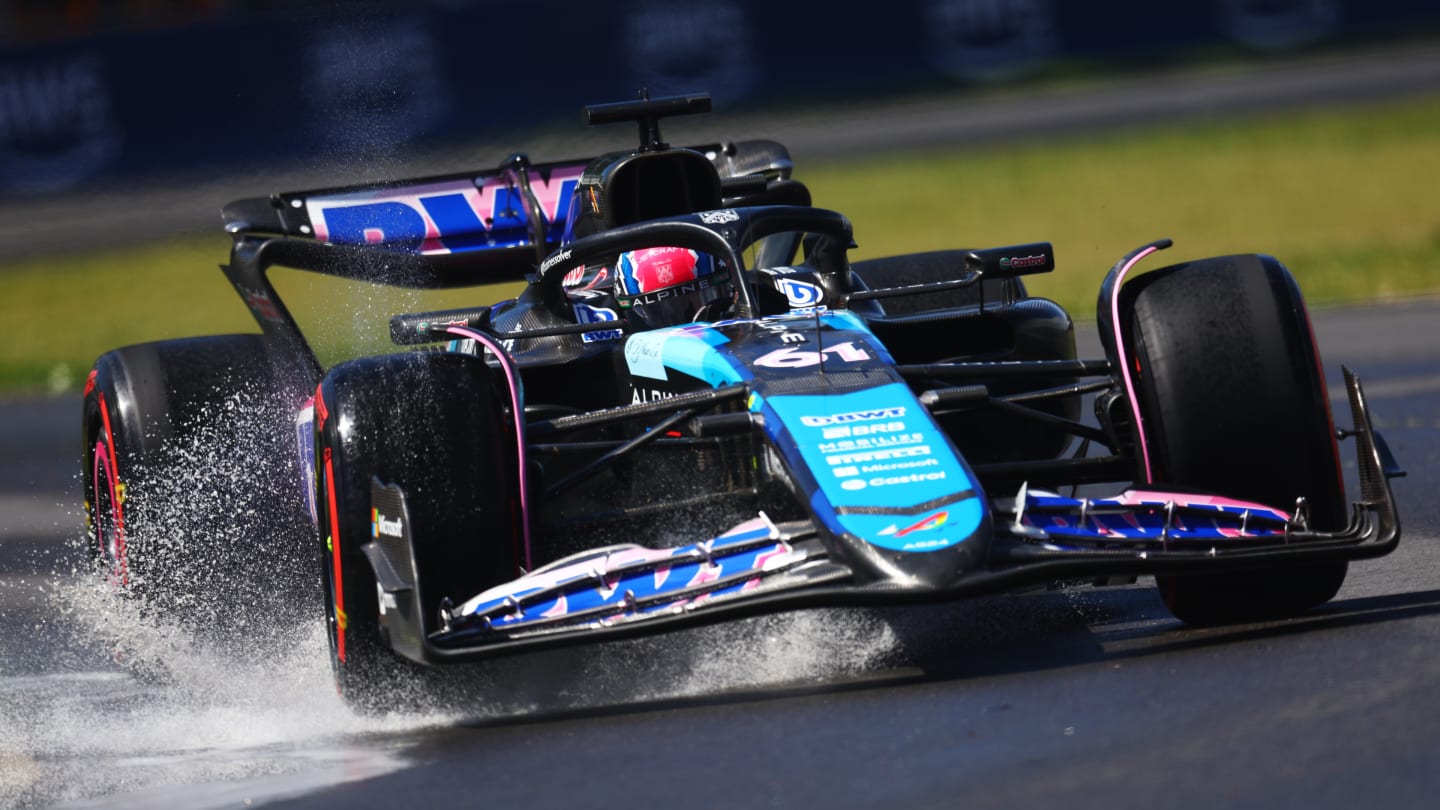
[315,351,521,712]
[1125,254,1347,625]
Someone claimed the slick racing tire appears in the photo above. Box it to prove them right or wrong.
[81,335,313,649]
[315,351,521,713]
[1125,254,1347,626]
[851,250,1027,316]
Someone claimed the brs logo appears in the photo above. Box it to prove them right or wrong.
[304,165,584,255]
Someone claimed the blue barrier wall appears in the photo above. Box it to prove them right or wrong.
[0,0,1436,195]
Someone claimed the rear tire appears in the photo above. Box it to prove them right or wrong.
[1125,254,1347,625]
[315,351,521,713]
[81,335,313,649]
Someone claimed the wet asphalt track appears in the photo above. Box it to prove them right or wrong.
[4,43,1440,810]
[3,298,1440,809]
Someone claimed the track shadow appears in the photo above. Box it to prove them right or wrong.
[419,584,1440,736]
[418,588,1137,731]
[1095,586,1440,662]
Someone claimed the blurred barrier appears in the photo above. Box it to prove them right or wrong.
[0,0,1436,195]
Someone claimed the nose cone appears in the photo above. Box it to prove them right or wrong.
[832,497,992,590]
[763,381,992,590]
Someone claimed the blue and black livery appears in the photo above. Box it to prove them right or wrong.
[81,93,1405,711]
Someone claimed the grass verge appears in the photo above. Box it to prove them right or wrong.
[3,93,1438,394]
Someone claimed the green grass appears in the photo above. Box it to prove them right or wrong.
[2,236,247,394]
[4,93,1439,395]
[804,94,1440,310]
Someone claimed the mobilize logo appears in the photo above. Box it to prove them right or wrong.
[800,406,906,427]
[819,433,925,454]
[371,507,403,539]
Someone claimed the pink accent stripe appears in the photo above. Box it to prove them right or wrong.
[446,326,533,571]
[324,451,346,663]
[1109,245,1163,482]
[1118,488,1290,517]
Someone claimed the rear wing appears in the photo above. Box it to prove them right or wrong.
[220,138,800,386]
[222,157,588,258]
[221,139,796,279]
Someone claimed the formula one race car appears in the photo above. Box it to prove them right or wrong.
[82,93,1403,711]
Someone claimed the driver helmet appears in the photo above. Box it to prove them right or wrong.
[614,246,734,329]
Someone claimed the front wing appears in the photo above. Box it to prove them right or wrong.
[385,368,1400,664]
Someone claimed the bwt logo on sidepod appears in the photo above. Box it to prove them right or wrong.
[305,168,582,255]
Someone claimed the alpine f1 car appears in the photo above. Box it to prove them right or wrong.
[82,93,1404,711]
